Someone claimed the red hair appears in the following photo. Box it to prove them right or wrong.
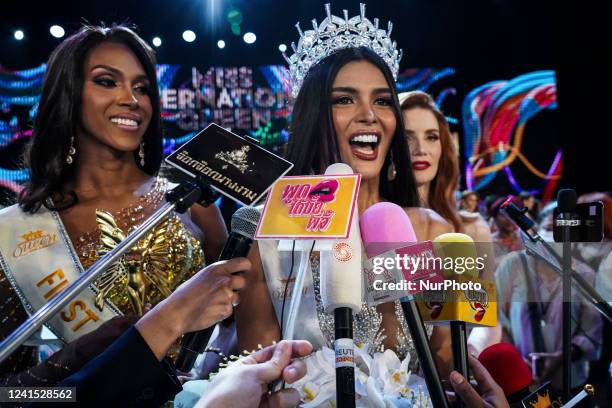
[400,91,462,232]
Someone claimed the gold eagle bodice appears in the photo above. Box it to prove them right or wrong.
[73,177,205,316]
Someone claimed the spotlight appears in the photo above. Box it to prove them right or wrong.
[49,25,65,38]
[182,30,196,43]
[278,43,287,53]
[14,30,24,41]
[152,37,162,47]
[217,40,226,49]
[243,32,256,44]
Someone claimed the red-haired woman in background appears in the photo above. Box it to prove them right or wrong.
[399,91,501,353]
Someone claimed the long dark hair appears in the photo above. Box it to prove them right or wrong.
[400,91,462,231]
[285,47,419,208]
[19,24,162,213]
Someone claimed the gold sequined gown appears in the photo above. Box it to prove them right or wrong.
[0,177,206,381]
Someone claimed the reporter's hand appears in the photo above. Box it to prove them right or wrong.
[449,355,510,408]
[163,258,249,333]
[135,258,250,360]
[196,340,313,408]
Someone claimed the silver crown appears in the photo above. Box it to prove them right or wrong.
[283,3,402,98]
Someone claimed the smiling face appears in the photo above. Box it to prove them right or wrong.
[403,107,442,188]
[330,60,396,181]
[79,41,152,154]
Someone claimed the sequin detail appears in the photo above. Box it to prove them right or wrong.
[73,178,205,316]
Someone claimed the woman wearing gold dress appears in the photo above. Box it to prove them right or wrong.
[0,25,228,385]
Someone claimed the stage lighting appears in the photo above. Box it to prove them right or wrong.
[50,25,65,38]
[182,30,196,43]
[278,43,287,53]
[217,40,226,49]
[14,30,24,41]
[243,32,256,44]
[152,37,162,47]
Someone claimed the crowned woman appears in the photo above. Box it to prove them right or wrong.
[178,5,450,407]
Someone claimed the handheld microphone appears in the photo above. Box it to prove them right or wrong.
[557,188,577,401]
[175,206,261,372]
[478,342,533,406]
[500,198,536,238]
[320,162,362,408]
[359,202,449,408]
[432,233,478,407]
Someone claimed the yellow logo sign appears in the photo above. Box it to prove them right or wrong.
[256,174,360,239]
[13,229,58,258]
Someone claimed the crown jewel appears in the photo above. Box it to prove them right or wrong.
[283,3,402,98]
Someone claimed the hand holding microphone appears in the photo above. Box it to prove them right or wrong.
[163,258,249,333]
[175,206,261,372]
[135,257,250,361]
[448,354,510,408]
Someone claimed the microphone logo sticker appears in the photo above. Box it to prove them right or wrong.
[333,242,353,262]
[466,288,489,322]
[334,338,355,368]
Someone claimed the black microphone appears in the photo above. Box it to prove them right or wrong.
[500,198,536,236]
[556,188,577,402]
[175,206,261,372]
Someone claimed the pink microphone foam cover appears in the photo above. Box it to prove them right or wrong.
[359,202,417,258]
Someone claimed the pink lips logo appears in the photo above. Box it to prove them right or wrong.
[309,179,339,202]
[473,302,486,322]
[429,301,443,319]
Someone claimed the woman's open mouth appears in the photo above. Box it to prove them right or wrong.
[349,133,380,161]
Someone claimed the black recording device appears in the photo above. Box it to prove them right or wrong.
[553,201,604,242]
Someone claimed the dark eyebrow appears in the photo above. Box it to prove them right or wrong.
[372,87,392,95]
[331,87,392,94]
[331,86,358,94]
[91,64,149,82]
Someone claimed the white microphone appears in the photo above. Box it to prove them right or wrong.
[320,163,363,313]
[319,162,362,408]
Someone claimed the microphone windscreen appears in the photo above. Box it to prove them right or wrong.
[557,188,577,213]
[231,206,261,239]
[433,232,479,278]
[324,162,353,175]
[320,163,362,312]
[478,342,532,397]
[359,202,417,258]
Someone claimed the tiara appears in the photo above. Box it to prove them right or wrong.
[283,3,402,98]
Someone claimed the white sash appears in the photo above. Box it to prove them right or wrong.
[0,204,120,343]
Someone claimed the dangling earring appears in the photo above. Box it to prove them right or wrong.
[138,142,145,167]
[66,136,76,164]
[387,151,397,181]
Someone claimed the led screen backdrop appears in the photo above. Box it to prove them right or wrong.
[0,62,558,207]
[0,63,460,207]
